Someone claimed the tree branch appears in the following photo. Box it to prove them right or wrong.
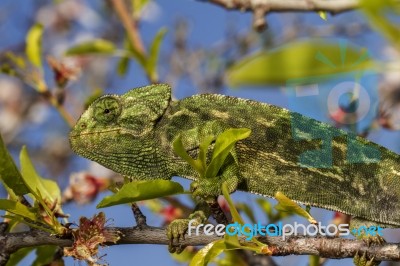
[204,0,359,31]
[1,225,400,265]
[110,0,146,55]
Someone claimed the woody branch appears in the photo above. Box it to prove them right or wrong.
[1,225,399,265]
[202,0,359,31]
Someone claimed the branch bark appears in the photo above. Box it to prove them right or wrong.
[1,225,400,265]
[207,0,358,13]
[110,0,146,55]
[204,0,359,31]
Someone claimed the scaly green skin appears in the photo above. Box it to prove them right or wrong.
[70,84,400,253]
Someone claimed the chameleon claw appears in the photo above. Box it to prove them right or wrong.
[168,243,176,253]
[175,244,185,254]
[362,235,385,247]
[353,251,380,266]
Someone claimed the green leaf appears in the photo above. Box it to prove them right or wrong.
[0,134,30,195]
[236,203,256,224]
[32,245,59,266]
[122,34,147,69]
[25,23,44,68]
[274,191,316,223]
[205,128,251,179]
[198,136,215,173]
[117,56,130,76]
[3,215,54,233]
[0,199,36,221]
[97,180,184,208]
[189,240,226,266]
[360,0,400,48]
[84,88,104,109]
[171,248,195,263]
[309,255,320,266]
[318,11,327,20]
[223,232,241,249]
[5,52,26,69]
[226,39,376,87]
[216,250,247,266]
[65,39,116,55]
[173,135,204,174]
[20,146,61,204]
[146,27,167,82]
[132,0,150,18]
[256,198,273,217]
[6,247,34,266]
[221,182,245,225]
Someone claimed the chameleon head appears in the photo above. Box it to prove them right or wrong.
[69,94,122,158]
[69,84,172,171]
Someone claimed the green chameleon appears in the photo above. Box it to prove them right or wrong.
[69,84,400,263]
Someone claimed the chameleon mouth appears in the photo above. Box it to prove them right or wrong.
[69,128,122,138]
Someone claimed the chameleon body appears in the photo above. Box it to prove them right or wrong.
[69,84,400,235]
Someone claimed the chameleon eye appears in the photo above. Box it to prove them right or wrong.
[93,96,121,123]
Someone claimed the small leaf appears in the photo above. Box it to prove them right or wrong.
[65,39,116,56]
[132,0,150,19]
[0,134,30,195]
[189,240,226,266]
[198,135,215,175]
[171,248,195,263]
[117,56,130,76]
[216,250,247,266]
[84,88,104,109]
[5,52,26,69]
[223,233,240,249]
[146,27,167,82]
[221,182,245,225]
[25,23,44,68]
[2,215,53,233]
[20,146,61,204]
[274,191,316,224]
[256,198,273,217]
[122,34,147,69]
[236,203,256,224]
[318,11,327,20]
[173,135,204,174]
[97,180,184,208]
[0,199,37,221]
[205,128,251,179]
[309,255,320,266]
[6,247,34,266]
[360,0,400,48]
[32,245,59,266]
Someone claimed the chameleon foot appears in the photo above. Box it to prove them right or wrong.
[190,180,221,202]
[190,175,238,202]
[353,251,380,266]
[362,235,385,246]
[167,218,191,253]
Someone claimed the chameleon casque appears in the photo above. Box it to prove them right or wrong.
[69,84,400,256]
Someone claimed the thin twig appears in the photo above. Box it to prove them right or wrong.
[111,0,146,55]
[131,203,147,228]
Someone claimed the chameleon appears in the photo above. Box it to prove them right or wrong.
[69,84,400,260]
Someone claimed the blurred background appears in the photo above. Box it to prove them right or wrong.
[0,0,400,265]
